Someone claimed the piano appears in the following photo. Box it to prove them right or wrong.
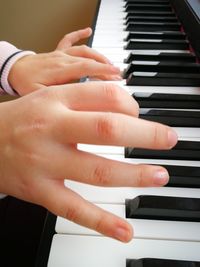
[35,0,200,266]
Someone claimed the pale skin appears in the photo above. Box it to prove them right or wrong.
[1,27,178,242]
[8,27,121,96]
[0,82,178,243]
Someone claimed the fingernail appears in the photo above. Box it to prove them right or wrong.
[115,226,133,242]
[168,129,178,148]
[153,169,169,186]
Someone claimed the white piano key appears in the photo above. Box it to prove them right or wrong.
[65,179,200,204]
[48,235,200,267]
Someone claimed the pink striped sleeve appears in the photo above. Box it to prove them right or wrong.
[0,41,35,96]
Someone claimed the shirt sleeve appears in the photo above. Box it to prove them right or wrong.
[0,41,36,96]
[0,193,7,199]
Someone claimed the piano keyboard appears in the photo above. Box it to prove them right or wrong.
[46,0,200,266]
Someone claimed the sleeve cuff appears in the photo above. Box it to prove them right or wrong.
[0,193,7,199]
[0,41,35,96]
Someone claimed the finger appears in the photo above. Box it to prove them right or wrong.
[50,146,170,187]
[89,74,123,81]
[39,181,133,242]
[56,61,121,83]
[53,82,139,116]
[56,28,92,50]
[56,110,178,149]
[65,45,112,64]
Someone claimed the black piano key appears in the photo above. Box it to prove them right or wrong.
[125,195,200,221]
[124,52,196,63]
[140,109,200,118]
[124,0,170,2]
[126,72,200,86]
[136,100,200,109]
[125,4,172,12]
[124,62,200,79]
[124,39,189,50]
[132,92,200,109]
[133,92,200,101]
[139,109,200,127]
[124,0,170,4]
[163,165,200,188]
[125,22,181,31]
[126,258,200,267]
[125,11,175,18]
[125,0,170,2]
[125,140,200,160]
[125,16,178,23]
[124,31,186,41]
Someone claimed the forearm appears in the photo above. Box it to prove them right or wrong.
[0,41,35,95]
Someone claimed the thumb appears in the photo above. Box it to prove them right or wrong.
[56,28,92,50]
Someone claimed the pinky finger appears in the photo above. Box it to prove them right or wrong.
[39,180,133,243]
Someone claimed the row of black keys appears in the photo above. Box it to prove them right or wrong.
[124,1,181,31]
[122,1,200,86]
[123,53,200,86]
[131,91,200,127]
[122,37,200,86]
[127,258,200,267]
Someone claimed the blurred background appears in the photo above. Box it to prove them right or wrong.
[0,0,98,51]
[0,0,98,101]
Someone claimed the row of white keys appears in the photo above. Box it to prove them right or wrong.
[48,235,200,267]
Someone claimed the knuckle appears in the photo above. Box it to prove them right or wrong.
[64,207,79,222]
[93,164,112,186]
[79,59,94,70]
[152,123,162,148]
[28,116,48,135]
[52,50,64,58]
[135,165,150,187]
[54,59,66,69]
[80,44,88,52]
[96,114,118,142]
[93,214,105,233]
[103,84,121,105]
[133,100,139,117]
[134,165,144,187]
[24,150,39,165]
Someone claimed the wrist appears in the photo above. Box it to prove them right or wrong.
[0,41,35,96]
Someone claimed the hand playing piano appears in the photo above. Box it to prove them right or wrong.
[8,28,121,96]
[0,82,178,243]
